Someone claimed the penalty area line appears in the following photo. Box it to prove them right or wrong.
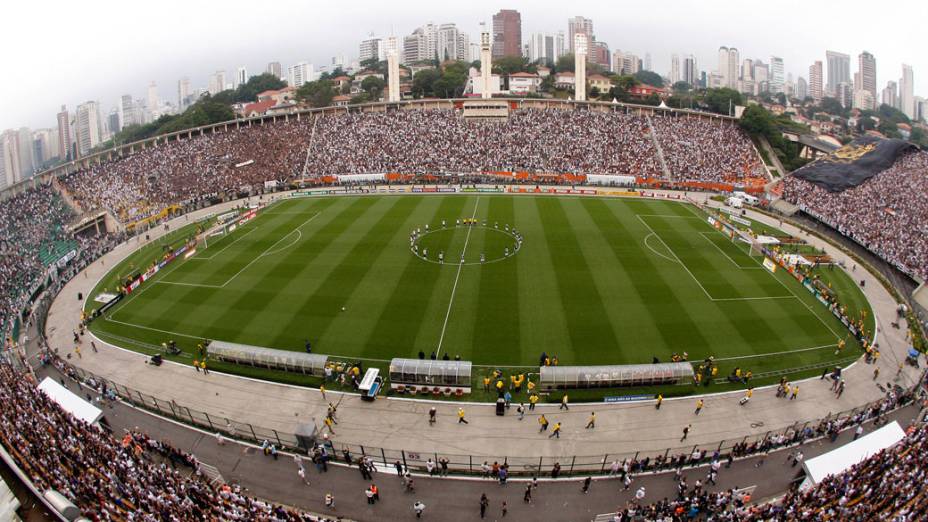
[435,197,480,357]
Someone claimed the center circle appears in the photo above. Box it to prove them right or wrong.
[410,220,522,266]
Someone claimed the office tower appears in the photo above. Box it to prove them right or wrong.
[492,9,521,57]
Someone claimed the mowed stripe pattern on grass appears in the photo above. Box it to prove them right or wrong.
[96,195,856,374]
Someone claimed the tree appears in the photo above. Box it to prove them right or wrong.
[555,54,575,72]
[910,126,928,149]
[493,55,529,76]
[633,70,664,87]
[858,116,876,132]
[361,76,385,100]
[703,88,743,115]
[295,80,335,107]
[672,81,691,93]
[775,92,787,105]
[232,73,287,103]
[819,97,846,117]
[412,69,441,98]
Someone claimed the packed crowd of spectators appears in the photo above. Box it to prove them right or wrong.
[0,186,79,340]
[57,108,765,226]
[651,115,767,184]
[61,119,314,223]
[0,362,336,521]
[782,149,928,281]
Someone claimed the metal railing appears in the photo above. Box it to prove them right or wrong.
[55,359,922,479]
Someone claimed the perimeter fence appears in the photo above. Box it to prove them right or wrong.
[55,358,925,479]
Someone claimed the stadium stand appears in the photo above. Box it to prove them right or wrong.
[782,149,928,282]
[58,108,768,225]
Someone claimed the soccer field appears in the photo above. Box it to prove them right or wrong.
[90,194,868,384]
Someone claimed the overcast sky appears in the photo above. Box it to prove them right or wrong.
[2,0,925,130]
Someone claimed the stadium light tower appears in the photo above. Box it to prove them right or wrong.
[574,33,588,101]
[480,26,492,99]
[386,36,400,102]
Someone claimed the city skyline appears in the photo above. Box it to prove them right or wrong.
[2,0,926,132]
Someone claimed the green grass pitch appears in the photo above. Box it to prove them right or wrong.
[88,195,869,390]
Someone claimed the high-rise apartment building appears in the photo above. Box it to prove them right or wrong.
[359,38,383,63]
[56,106,71,161]
[75,101,102,157]
[567,16,593,54]
[177,77,191,111]
[147,81,160,118]
[882,80,898,109]
[287,62,315,88]
[644,53,652,72]
[682,55,697,86]
[235,67,248,89]
[740,58,754,94]
[796,77,808,101]
[769,56,785,94]
[16,128,34,178]
[403,23,437,64]
[825,51,850,96]
[612,50,640,76]
[900,64,914,119]
[809,61,823,103]
[208,70,227,95]
[267,62,282,78]
[528,33,558,64]
[492,9,521,57]
[591,41,610,70]
[857,51,876,108]
[437,23,464,61]
[753,60,769,94]
[0,130,23,189]
[717,46,739,89]
[670,54,680,84]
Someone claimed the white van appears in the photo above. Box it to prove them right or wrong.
[733,191,759,205]
[726,196,744,208]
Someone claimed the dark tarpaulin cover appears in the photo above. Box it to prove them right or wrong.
[791,135,917,193]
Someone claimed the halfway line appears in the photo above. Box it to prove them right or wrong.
[435,197,480,356]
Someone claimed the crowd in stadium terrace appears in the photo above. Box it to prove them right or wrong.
[651,115,767,183]
[782,149,928,282]
[0,363,335,521]
[57,108,768,226]
[305,109,664,178]
[60,119,313,223]
[0,187,77,339]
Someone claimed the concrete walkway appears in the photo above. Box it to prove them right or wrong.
[44,189,922,462]
[39,362,925,522]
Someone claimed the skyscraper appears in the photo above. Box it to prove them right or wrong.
[267,62,282,78]
[740,58,754,94]
[809,61,823,103]
[359,38,383,62]
[0,130,23,189]
[75,101,102,157]
[567,16,593,54]
[900,64,914,119]
[857,51,876,108]
[16,128,34,178]
[492,9,521,57]
[56,105,71,161]
[825,51,850,96]
[769,56,785,94]
[644,53,652,72]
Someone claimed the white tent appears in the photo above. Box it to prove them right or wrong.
[800,421,906,489]
[37,377,103,426]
